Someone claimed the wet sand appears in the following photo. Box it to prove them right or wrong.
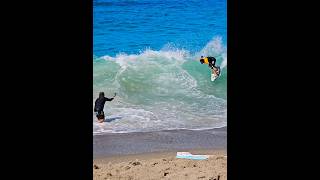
[94,127,226,158]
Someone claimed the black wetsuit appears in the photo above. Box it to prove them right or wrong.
[94,97,114,119]
[207,57,217,69]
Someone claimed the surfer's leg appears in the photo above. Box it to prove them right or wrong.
[211,67,216,75]
[97,111,105,123]
[213,67,219,75]
[212,60,216,67]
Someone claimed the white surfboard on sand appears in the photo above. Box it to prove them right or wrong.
[176,152,227,160]
[176,152,209,160]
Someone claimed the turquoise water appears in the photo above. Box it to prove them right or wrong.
[93,0,227,134]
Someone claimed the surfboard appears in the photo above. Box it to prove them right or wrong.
[211,67,221,81]
[176,152,209,160]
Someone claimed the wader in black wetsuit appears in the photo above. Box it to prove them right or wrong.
[94,92,114,122]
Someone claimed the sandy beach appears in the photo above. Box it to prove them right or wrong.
[93,127,227,180]
[93,149,226,180]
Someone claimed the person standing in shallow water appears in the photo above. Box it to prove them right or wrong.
[94,92,116,123]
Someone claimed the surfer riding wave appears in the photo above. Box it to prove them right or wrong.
[199,56,221,77]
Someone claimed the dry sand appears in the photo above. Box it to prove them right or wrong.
[93,149,226,180]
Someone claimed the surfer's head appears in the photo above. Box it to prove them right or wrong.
[200,56,204,64]
[99,92,105,98]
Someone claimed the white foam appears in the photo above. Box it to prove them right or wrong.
[221,52,227,69]
[199,36,225,56]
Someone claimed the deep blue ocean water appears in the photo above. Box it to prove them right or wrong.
[94,0,226,57]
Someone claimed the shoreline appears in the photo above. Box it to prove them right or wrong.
[94,148,226,163]
[94,126,226,158]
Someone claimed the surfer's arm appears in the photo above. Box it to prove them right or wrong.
[105,97,114,101]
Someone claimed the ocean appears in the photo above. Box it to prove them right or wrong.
[93,0,227,134]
